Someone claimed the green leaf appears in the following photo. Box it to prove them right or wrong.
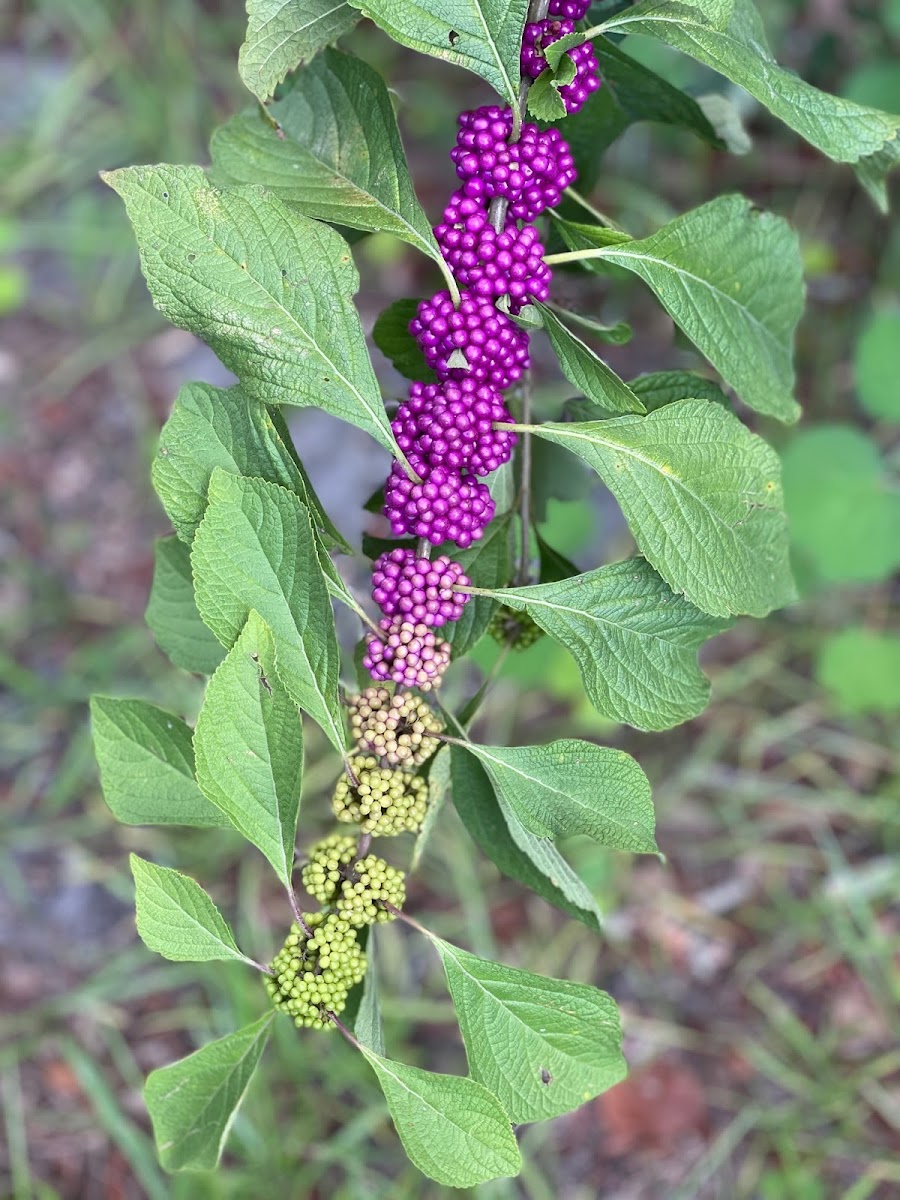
[605,0,900,172]
[130,855,250,965]
[212,50,445,273]
[268,406,352,553]
[781,426,900,585]
[145,537,225,676]
[191,469,345,751]
[526,67,569,122]
[533,303,646,416]
[101,165,399,456]
[585,195,804,423]
[348,0,529,110]
[441,512,515,655]
[193,612,304,887]
[152,382,346,550]
[372,298,437,382]
[545,302,633,346]
[354,929,385,1055]
[476,558,728,730]
[90,697,229,828]
[238,0,358,101]
[552,215,634,259]
[855,309,900,420]
[696,92,752,154]
[359,1048,521,1187]
[412,745,451,870]
[816,629,900,716]
[451,745,603,929]
[430,939,626,1122]
[531,401,794,618]
[460,740,656,852]
[145,1015,274,1172]
[629,370,730,412]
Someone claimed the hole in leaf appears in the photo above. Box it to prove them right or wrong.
[448,29,459,44]
[187,253,196,262]
[540,1068,552,1085]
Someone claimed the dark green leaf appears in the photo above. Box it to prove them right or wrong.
[354,929,386,1055]
[534,303,646,416]
[629,370,730,411]
[372,298,437,382]
[441,512,515,655]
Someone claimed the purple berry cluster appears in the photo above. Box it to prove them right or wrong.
[548,0,591,18]
[364,25,587,693]
[521,20,600,115]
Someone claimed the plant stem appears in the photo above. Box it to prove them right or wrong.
[381,901,430,936]
[287,887,313,937]
[247,957,275,977]
[416,537,432,560]
[356,832,372,858]
[561,188,623,229]
[516,380,534,584]
[543,248,610,266]
[328,1011,362,1047]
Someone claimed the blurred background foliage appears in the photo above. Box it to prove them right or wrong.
[1,1,899,1196]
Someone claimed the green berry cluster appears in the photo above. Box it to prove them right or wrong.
[489,606,544,650]
[337,854,407,927]
[301,833,358,905]
[264,912,366,1029]
[348,687,444,767]
[332,755,428,836]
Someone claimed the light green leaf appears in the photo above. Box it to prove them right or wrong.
[191,469,345,751]
[130,855,250,965]
[477,558,728,730]
[526,66,570,123]
[551,214,633,259]
[531,401,794,618]
[145,537,225,676]
[460,740,656,852]
[193,612,304,887]
[816,628,900,716]
[451,745,603,929]
[359,1048,521,1187]
[213,50,445,275]
[239,0,358,101]
[145,1015,274,1172]
[152,382,346,550]
[354,929,385,1055]
[533,303,645,416]
[604,0,900,173]
[430,938,626,1122]
[348,0,528,110]
[90,697,230,828]
[781,426,900,585]
[855,309,900,421]
[101,165,399,456]
[584,195,804,423]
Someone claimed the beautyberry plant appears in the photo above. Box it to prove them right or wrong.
[90,0,899,1185]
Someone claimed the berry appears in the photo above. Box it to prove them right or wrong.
[521,20,600,115]
[392,379,517,478]
[548,0,591,19]
[451,106,577,222]
[301,834,357,905]
[348,686,444,766]
[363,617,452,691]
[333,755,429,836]
[265,913,366,1029]
[383,456,495,548]
[435,195,552,310]
[336,855,407,927]
[372,549,470,627]
[488,605,544,650]
[410,289,530,390]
